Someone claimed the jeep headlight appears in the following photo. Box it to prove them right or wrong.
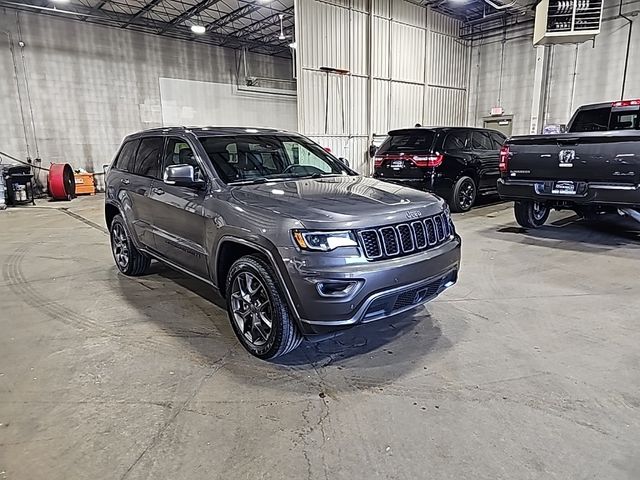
[292,230,358,252]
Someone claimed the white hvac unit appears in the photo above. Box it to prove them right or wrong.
[533,0,604,45]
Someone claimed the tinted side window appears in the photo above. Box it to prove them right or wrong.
[490,132,506,149]
[132,137,163,178]
[114,140,140,172]
[444,131,469,151]
[472,131,493,151]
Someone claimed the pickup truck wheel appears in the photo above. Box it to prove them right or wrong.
[450,176,477,213]
[109,214,151,276]
[514,201,550,228]
[226,255,303,360]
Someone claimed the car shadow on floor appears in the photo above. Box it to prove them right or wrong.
[473,193,506,209]
[274,309,445,368]
[116,262,450,376]
[486,214,640,253]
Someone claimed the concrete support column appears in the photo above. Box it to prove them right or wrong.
[529,45,549,135]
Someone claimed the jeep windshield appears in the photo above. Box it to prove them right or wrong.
[199,135,349,185]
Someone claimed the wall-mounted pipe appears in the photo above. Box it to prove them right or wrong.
[618,0,633,100]
[3,29,31,160]
[461,18,533,40]
[15,14,39,159]
[568,43,579,117]
[0,2,97,18]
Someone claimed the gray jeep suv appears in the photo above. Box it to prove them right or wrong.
[105,127,461,359]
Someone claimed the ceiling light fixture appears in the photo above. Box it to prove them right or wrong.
[191,24,206,34]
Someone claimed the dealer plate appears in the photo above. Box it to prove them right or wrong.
[552,181,576,195]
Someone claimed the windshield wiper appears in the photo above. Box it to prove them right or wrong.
[293,173,341,180]
[228,177,270,186]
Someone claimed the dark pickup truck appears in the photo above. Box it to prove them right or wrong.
[498,100,640,228]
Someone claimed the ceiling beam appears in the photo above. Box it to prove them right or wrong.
[156,0,224,34]
[0,0,289,54]
[228,6,292,39]
[120,0,163,28]
[205,3,261,31]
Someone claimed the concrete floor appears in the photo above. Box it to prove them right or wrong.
[1,194,640,480]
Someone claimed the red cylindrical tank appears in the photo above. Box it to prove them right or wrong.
[48,163,76,200]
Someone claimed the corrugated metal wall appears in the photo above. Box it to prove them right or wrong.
[467,2,640,135]
[295,0,471,174]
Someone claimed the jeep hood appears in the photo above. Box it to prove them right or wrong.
[229,176,444,228]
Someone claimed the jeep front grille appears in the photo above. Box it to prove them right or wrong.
[357,212,454,260]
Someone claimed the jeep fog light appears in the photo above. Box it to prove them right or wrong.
[316,280,359,298]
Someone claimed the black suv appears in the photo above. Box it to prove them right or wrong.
[105,127,461,359]
[373,127,507,212]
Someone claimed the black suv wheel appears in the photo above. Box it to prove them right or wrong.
[514,201,550,228]
[450,176,477,213]
[226,255,302,359]
[109,214,151,276]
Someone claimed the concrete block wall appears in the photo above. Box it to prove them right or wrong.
[0,9,293,185]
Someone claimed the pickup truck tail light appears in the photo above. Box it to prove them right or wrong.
[412,154,443,168]
[499,145,510,173]
[612,99,640,107]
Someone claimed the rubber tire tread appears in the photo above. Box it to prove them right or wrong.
[110,214,151,276]
[514,201,550,229]
[449,176,477,213]
[226,255,302,360]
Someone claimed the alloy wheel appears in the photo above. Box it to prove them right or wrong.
[458,179,476,210]
[111,223,129,269]
[532,202,548,221]
[230,272,273,347]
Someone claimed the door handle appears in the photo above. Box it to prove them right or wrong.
[121,178,130,185]
[152,187,165,195]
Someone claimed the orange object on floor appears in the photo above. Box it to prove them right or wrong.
[73,173,96,195]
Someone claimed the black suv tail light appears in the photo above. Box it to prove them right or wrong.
[412,154,443,168]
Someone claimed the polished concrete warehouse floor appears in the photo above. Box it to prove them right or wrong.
[1,194,639,480]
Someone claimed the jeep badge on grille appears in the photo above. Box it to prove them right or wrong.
[406,210,423,219]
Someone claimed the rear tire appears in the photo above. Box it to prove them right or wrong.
[449,176,477,213]
[226,255,302,360]
[109,214,151,276]
[514,201,550,228]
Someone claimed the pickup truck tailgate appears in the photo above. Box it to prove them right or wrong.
[508,132,640,185]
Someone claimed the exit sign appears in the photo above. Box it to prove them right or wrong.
[490,106,504,116]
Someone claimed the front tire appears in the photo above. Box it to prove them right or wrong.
[450,176,477,213]
[514,201,550,228]
[109,214,151,276]
[226,255,302,360]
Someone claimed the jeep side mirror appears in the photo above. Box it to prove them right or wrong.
[338,157,350,168]
[164,164,204,188]
[369,145,378,158]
